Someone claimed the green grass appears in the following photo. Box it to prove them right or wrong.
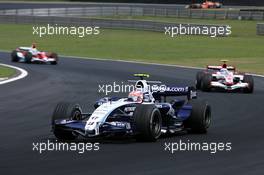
[91,15,262,37]
[0,19,263,74]
[0,65,16,78]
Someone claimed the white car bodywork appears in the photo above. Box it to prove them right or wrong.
[85,99,135,136]
[210,68,248,90]
[84,80,154,136]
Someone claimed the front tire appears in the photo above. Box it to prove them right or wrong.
[52,102,82,140]
[11,50,19,62]
[201,74,212,92]
[196,71,205,89]
[243,75,254,93]
[134,104,162,142]
[184,99,211,133]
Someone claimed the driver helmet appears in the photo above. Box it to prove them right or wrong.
[128,91,143,103]
[31,43,37,49]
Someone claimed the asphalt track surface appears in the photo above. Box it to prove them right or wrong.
[0,51,264,175]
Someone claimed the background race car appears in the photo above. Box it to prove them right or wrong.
[196,60,254,93]
[186,1,222,9]
[51,74,211,142]
[11,44,58,65]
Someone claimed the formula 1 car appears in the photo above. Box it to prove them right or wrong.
[186,1,222,9]
[196,60,254,93]
[11,44,58,65]
[51,74,211,142]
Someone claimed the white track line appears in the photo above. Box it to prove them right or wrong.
[0,49,263,78]
[0,63,28,85]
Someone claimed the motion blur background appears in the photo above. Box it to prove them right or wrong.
[69,0,264,6]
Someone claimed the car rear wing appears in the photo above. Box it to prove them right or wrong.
[207,65,236,71]
[152,86,197,101]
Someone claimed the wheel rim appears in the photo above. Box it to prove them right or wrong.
[204,106,211,128]
[150,110,161,138]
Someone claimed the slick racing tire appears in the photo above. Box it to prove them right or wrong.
[134,104,162,142]
[201,74,212,92]
[50,52,58,65]
[196,71,205,89]
[11,50,19,62]
[52,102,82,140]
[184,99,211,133]
[25,52,32,63]
[243,75,254,93]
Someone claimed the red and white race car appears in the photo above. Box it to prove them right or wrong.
[11,43,58,65]
[196,60,254,93]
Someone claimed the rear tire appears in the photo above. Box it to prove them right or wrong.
[134,104,162,142]
[243,75,254,93]
[50,52,58,65]
[201,74,212,92]
[196,71,205,89]
[52,102,82,140]
[25,52,32,63]
[184,99,211,133]
[51,61,57,65]
[11,50,19,62]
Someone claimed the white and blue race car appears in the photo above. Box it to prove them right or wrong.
[51,74,211,142]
